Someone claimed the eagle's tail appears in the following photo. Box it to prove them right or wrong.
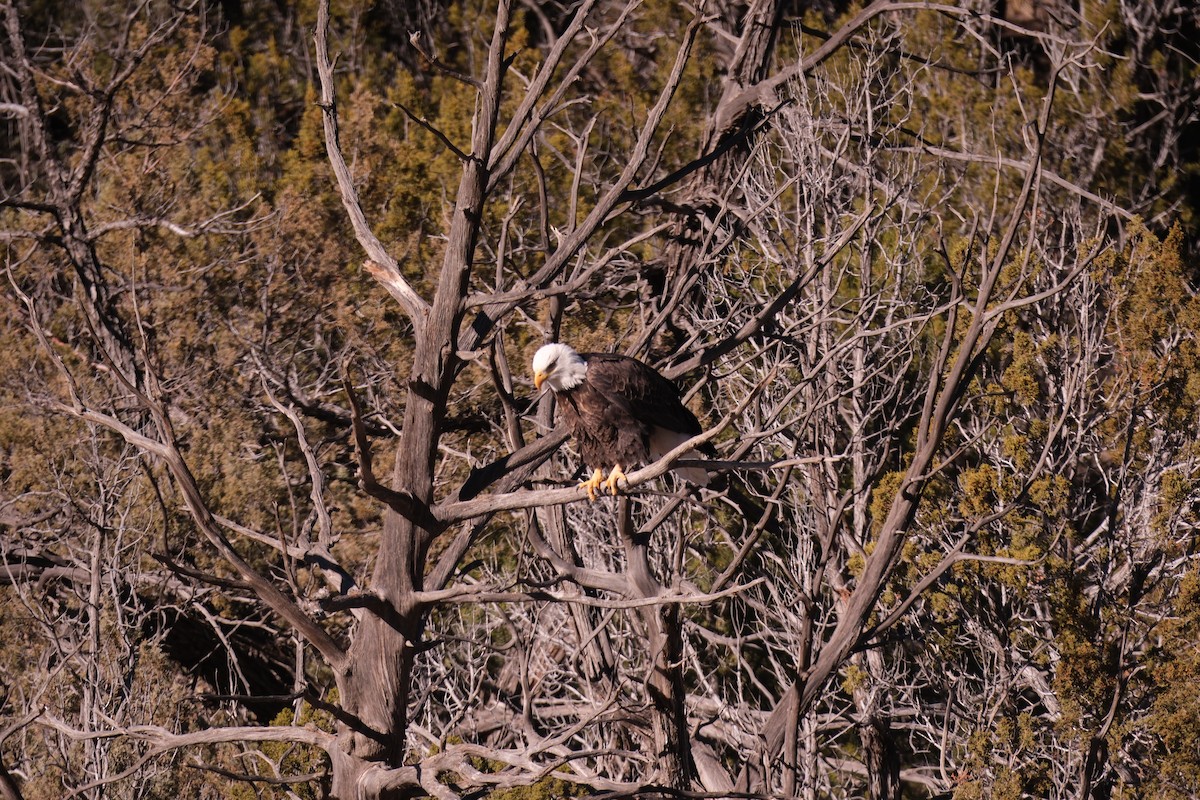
[649,428,709,487]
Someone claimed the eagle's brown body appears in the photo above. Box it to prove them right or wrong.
[555,352,703,474]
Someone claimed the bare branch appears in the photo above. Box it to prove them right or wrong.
[434,413,732,524]
[410,577,766,609]
[313,0,429,324]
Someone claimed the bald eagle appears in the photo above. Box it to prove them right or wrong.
[532,343,709,500]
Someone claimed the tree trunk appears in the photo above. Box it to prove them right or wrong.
[1077,733,1111,800]
[0,761,24,800]
[619,498,693,789]
[326,1,502,775]
[860,713,901,800]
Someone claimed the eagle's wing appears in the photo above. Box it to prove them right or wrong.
[583,354,701,435]
[583,353,710,484]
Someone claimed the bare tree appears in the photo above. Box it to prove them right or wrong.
[3,0,1198,798]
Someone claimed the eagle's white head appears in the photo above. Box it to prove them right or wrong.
[532,343,588,392]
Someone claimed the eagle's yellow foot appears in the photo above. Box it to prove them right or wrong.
[603,464,627,496]
[580,468,605,502]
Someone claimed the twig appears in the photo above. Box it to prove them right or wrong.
[390,99,470,161]
[409,31,481,89]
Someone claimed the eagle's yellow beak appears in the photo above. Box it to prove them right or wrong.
[534,371,548,391]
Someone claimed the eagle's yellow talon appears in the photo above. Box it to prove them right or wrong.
[580,468,604,502]
[603,464,627,496]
